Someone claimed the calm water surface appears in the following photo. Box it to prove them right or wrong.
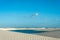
[10,30,47,34]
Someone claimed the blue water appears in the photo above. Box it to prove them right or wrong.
[10,30,47,34]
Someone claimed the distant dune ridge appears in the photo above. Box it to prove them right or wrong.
[0,28,60,31]
[0,28,60,40]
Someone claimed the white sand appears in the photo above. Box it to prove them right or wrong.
[38,30,60,38]
[0,30,60,40]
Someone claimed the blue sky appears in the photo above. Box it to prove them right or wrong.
[0,0,60,28]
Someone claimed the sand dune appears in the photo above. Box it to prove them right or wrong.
[0,30,60,40]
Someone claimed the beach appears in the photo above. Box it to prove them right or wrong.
[0,28,60,40]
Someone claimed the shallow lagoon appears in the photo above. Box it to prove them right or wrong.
[10,30,47,34]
